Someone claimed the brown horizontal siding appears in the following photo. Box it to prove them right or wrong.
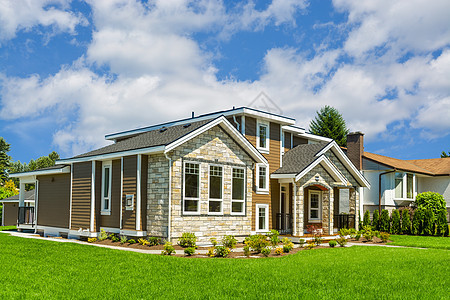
[71,162,92,230]
[122,155,137,230]
[94,161,102,231]
[293,136,308,147]
[3,203,18,226]
[284,132,291,152]
[37,173,70,228]
[99,160,121,229]
[140,155,148,230]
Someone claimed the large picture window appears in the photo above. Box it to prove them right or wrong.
[209,165,223,214]
[184,162,200,213]
[101,162,112,215]
[231,168,245,214]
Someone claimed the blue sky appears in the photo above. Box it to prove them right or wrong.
[0,0,449,163]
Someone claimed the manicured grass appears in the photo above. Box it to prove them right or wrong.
[1,233,449,299]
[388,235,450,250]
[0,225,16,231]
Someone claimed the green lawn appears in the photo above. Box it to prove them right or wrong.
[0,225,16,231]
[1,233,449,299]
[388,235,450,250]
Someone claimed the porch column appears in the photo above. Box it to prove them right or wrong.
[19,182,25,207]
[329,188,334,235]
[293,182,297,236]
[349,188,357,230]
[297,184,304,236]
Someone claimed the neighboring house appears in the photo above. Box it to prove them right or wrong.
[0,190,35,227]
[345,132,450,221]
[10,107,369,241]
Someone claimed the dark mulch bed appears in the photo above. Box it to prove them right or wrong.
[348,236,392,244]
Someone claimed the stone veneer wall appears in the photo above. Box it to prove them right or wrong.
[166,125,254,243]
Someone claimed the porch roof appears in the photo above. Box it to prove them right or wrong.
[0,190,35,202]
[273,142,329,175]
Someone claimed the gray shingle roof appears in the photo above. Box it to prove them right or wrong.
[1,190,35,201]
[273,142,330,174]
[74,118,212,158]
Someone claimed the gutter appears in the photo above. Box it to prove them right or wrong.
[164,152,172,241]
[379,169,396,212]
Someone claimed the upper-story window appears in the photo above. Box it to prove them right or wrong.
[184,162,200,214]
[101,162,112,215]
[257,121,269,153]
[394,172,415,199]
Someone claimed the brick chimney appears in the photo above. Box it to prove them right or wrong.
[347,132,364,170]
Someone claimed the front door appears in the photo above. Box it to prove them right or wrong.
[256,204,269,232]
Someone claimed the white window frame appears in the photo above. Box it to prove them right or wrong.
[308,190,322,223]
[101,161,112,215]
[393,172,416,200]
[256,203,269,232]
[256,163,269,194]
[208,164,223,215]
[183,161,201,215]
[256,120,270,153]
[231,167,246,216]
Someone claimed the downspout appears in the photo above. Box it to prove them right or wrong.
[233,115,240,132]
[34,179,39,234]
[164,152,172,242]
[379,169,396,212]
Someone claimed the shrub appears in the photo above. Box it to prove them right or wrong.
[222,235,237,249]
[401,209,411,234]
[87,238,97,243]
[423,208,435,236]
[184,247,196,256]
[349,228,357,239]
[380,232,390,243]
[98,229,108,241]
[266,229,280,247]
[275,247,283,255]
[110,234,120,243]
[372,210,380,231]
[415,192,446,214]
[412,207,425,235]
[298,239,305,246]
[305,243,315,250]
[355,234,361,241]
[261,247,271,257]
[138,238,149,246]
[314,236,323,246]
[243,245,251,257]
[178,232,196,248]
[210,237,218,247]
[245,234,270,253]
[379,209,390,233]
[336,237,347,247]
[128,239,136,244]
[207,248,215,257]
[362,226,374,242]
[147,236,161,246]
[363,210,371,228]
[391,210,401,234]
[162,242,175,255]
[338,228,350,237]
[214,246,230,258]
[328,240,337,248]
[120,235,127,244]
[281,237,294,252]
[436,209,448,237]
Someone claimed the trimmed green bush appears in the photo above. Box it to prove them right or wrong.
[363,210,371,228]
[401,209,411,234]
[380,209,390,233]
[147,236,161,246]
[391,210,401,234]
[328,240,337,248]
[336,237,347,247]
[261,247,271,257]
[423,208,435,236]
[380,232,390,243]
[266,229,280,247]
[178,232,197,248]
[214,246,230,258]
[184,247,196,256]
[412,207,424,235]
[372,210,380,231]
[222,235,237,249]
[435,209,448,237]
[245,234,270,253]
[415,192,446,214]
[162,242,175,255]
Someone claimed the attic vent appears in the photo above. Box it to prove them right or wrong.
[160,127,167,133]
[183,123,191,128]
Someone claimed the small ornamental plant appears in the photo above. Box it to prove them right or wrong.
[314,236,323,246]
[380,232,390,243]
[110,234,120,243]
[207,248,215,257]
[282,238,294,253]
[305,243,315,250]
[138,238,149,246]
[336,237,347,247]
[184,247,196,256]
[127,239,136,244]
[266,229,280,248]
[355,234,361,241]
[178,232,197,248]
[162,242,175,255]
[222,235,237,249]
[298,239,305,247]
[87,237,97,243]
[243,245,251,258]
[214,246,231,258]
[275,247,283,255]
[261,247,271,257]
[328,240,337,248]
[120,235,127,244]
[98,229,108,241]
[210,237,218,247]
[147,236,161,246]
[245,234,270,253]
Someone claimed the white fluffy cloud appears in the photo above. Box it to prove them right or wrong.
[0,0,449,157]
[0,0,87,42]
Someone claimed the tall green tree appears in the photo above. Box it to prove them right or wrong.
[441,151,449,158]
[0,137,12,183]
[309,106,349,147]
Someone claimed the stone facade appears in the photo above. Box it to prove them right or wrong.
[165,125,254,243]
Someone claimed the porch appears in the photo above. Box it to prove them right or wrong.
[17,206,35,230]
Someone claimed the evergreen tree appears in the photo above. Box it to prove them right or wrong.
[380,209,390,232]
[372,210,380,231]
[363,210,371,228]
[435,209,448,237]
[412,207,425,235]
[309,106,349,147]
[422,208,435,236]
[0,137,12,183]
[391,209,401,234]
[401,209,411,234]
[441,151,449,158]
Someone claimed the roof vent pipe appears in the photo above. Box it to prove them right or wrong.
[192,112,194,118]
